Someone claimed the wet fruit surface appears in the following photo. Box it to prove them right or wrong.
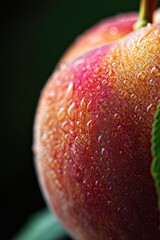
[34,16,160,240]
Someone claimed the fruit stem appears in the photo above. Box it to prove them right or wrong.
[134,0,159,30]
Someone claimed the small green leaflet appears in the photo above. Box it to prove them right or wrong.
[11,208,68,240]
[151,104,160,210]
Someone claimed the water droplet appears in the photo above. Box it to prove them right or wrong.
[101,148,105,155]
[139,116,144,122]
[137,72,145,81]
[76,121,81,127]
[79,111,84,119]
[61,121,68,131]
[70,121,74,127]
[109,70,113,77]
[147,104,156,115]
[151,66,160,77]
[83,179,86,184]
[95,180,98,186]
[80,97,86,108]
[120,90,128,97]
[65,82,73,99]
[95,67,100,74]
[117,125,122,130]
[123,79,128,85]
[134,106,140,113]
[98,135,102,143]
[87,100,92,110]
[131,94,137,100]
[64,134,70,143]
[86,119,92,130]
[75,136,79,142]
[57,107,66,120]
[149,79,153,84]
[114,113,120,119]
[101,148,108,158]
[67,102,75,119]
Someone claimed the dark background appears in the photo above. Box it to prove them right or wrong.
[1,0,141,239]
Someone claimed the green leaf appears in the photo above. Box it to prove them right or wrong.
[11,208,68,240]
[151,103,160,209]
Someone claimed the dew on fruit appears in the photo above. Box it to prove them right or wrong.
[83,179,86,184]
[137,72,145,81]
[87,100,92,110]
[86,119,92,130]
[80,97,87,108]
[102,79,107,85]
[139,116,144,122]
[130,93,137,100]
[146,103,156,115]
[114,113,120,119]
[64,134,70,143]
[95,67,100,74]
[149,79,153,84]
[101,148,108,158]
[76,121,81,127]
[57,107,66,120]
[61,121,68,131]
[134,114,137,119]
[70,121,74,127]
[65,82,74,99]
[75,136,79,142]
[134,106,140,113]
[117,207,120,212]
[117,125,122,130]
[79,111,84,119]
[108,70,113,77]
[120,90,128,97]
[123,79,127,85]
[67,102,75,119]
[98,135,102,143]
[95,180,98,186]
[151,66,160,77]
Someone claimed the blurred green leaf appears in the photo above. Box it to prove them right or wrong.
[151,104,160,209]
[11,208,68,240]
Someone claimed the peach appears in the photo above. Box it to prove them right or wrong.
[34,6,160,240]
